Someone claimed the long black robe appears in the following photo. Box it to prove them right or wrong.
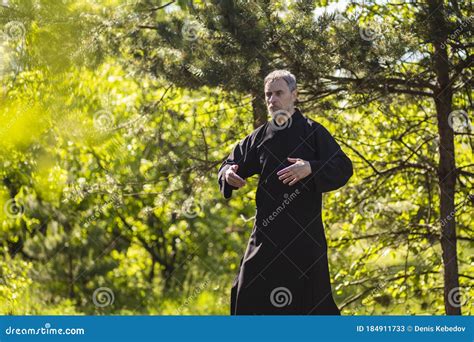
[217,108,353,315]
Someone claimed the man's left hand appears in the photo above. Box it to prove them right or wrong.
[277,157,312,186]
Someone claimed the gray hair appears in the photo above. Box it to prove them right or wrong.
[264,70,297,92]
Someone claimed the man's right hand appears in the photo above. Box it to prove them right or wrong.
[225,164,246,188]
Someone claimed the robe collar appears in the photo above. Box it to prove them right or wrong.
[258,107,305,148]
[289,107,304,123]
[268,107,304,131]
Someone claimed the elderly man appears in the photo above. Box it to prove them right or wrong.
[217,70,353,315]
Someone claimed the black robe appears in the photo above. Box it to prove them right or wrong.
[217,108,353,315]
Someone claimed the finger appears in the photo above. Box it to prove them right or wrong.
[230,172,245,183]
[229,173,246,186]
[229,177,245,187]
[230,164,239,171]
[288,176,299,186]
[230,180,244,188]
[277,166,293,175]
[278,172,294,181]
[282,175,295,184]
[287,157,298,163]
[228,177,244,187]
[226,172,243,187]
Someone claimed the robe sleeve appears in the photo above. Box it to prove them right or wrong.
[307,123,353,193]
[217,132,261,199]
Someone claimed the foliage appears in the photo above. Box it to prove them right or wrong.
[0,0,472,315]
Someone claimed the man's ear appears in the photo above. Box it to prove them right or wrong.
[292,89,298,104]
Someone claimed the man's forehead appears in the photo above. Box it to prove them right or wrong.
[264,79,289,92]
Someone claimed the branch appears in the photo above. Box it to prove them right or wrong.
[451,55,473,84]
[323,75,435,95]
[339,271,438,310]
[137,25,159,30]
[458,170,474,178]
[139,1,175,12]
[116,212,166,265]
[337,140,380,174]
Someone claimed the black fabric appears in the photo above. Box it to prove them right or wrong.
[217,108,353,315]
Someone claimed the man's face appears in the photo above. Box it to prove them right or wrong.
[264,79,297,116]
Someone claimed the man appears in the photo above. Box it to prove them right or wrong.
[217,70,353,315]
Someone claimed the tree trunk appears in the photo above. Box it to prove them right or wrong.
[68,248,75,299]
[251,90,268,128]
[428,0,461,315]
[148,258,155,283]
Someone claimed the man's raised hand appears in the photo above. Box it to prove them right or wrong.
[277,157,311,186]
[225,164,247,188]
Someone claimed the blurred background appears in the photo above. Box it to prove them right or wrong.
[0,0,472,315]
